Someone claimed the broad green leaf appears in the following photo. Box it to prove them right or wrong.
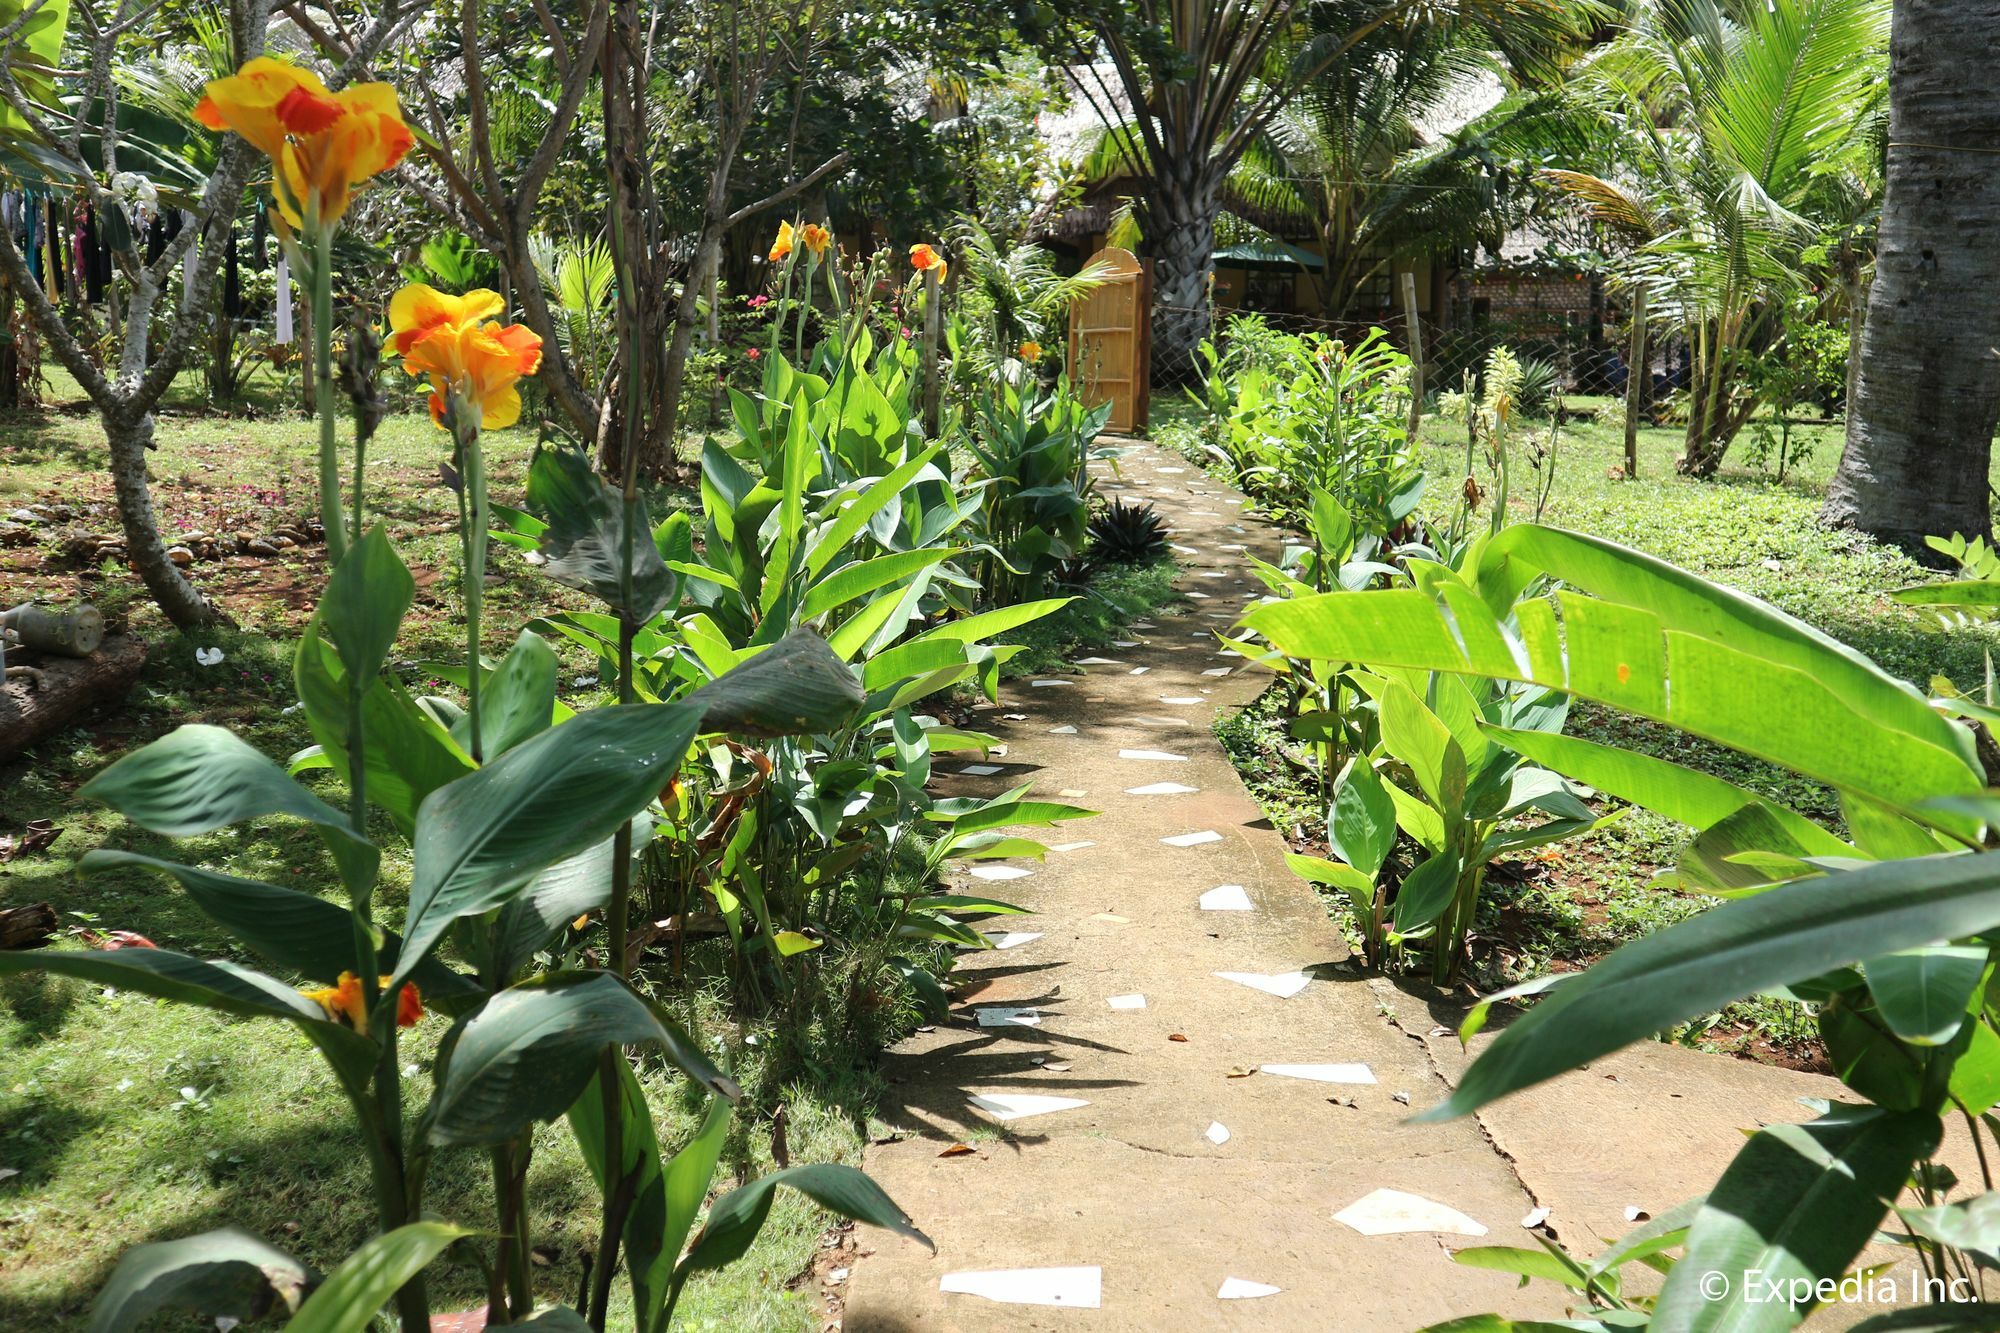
[1424,852,2000,1122]
[804,444,946,577]
[677,1163,931,1278]
[1654,1107,1940,1331]
[803,548,959,619]
[1374,676,1455,809]
[80,724,377,892]
[476,630,560,759]
[526,446,678,619]
[89,1226,311,1333]
[430,972,728,1146]
[682,629,863,737]
[908,895,1032,916]
[80,851,477,1003]
[490,815,653,981]
[1897,1192,2000,1263]
[651,1094,734,1331]
[285,1222,469,1333]
[0,947,377,1085]
[1950,1019,2000,1116]
[1393,851,1462,931]
[938,799,1096,837]
[398,702,703,985]
[1328,758,1396,877]
[1848,1308,2000,1332]
[568,1057,675,1329]
[320,524,411,688]
[1451,1245,1591,1289]
[1863,947,1989,1046]
[1583,1194,1705,1281]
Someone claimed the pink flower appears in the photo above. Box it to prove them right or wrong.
[746,295,770,309]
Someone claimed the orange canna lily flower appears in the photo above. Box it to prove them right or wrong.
[1018,340,1043,364]
[769,220,795,263]
[800,223,831,258]
[909,242,947,284]
[195,57,412,229]
[388,283,544,430]
[302,971,423,1029]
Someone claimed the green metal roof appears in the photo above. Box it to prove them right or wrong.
[1212,239,1324,272]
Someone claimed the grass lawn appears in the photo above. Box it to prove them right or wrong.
[1161,395,2000,1067]
[0,368,1178,1328]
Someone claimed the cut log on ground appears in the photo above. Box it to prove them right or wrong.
[0,902,56,950]
[0,634,147,762]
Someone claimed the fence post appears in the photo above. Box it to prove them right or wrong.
[922,266,941,438]
[1400,271,1424,445]
[1624,287,1648,479]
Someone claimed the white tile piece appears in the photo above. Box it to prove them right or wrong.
[1214,970,1311,999]
[1160,696,1205,705]
[969,866,1034,882]
[1113,640,1142,648]
[974,1007,1041,1028]
[1163,830,1223,848]
[1218,1278,1281,1300]
[1199,571,1230,579]
[982,930,1043,948]
[1002,712,1028,720]
[1202,667,1233,677]
[1107,993,1146,1010]
[1260,1063,1377,1084]
[1128,666,1151,675]
[1200,884,1254,911]
[1334,1188,1488,1238]
[1030,679,1073,687]
[940,1266,1102,1309]
[1173,544,1199,555]
[1075,656,1122,666]
[1119,749,1188,762]
[1205,1121,1231,1146]
[1048,724,1079,734]
[1049,840,1096,853]
[1185,590,1213,600]
[1157,466,1186,474]
[1127,782,1199,796]
[1133,621,1157,629]
[958,764,1003,776]
[967,1094,1092,1123]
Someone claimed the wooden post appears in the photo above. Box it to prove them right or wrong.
[1400,271,1425,444]
[1624,287,1648,479]
[922,266,941,438]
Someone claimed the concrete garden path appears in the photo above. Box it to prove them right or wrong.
[838,441,1937,1331]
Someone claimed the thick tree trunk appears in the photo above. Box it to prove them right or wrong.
[106,412,229,627]
[1148,172,1220,386]
[1822,0,2000,550]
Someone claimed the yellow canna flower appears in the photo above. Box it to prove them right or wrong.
[388,283,545,430]
[769,220,795,263]
[1018,340,1043,364]
[800,223,831,258]
[195,57,412,229]
[302,971,424,1029]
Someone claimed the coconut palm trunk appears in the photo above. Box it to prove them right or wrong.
[1148,163,1224,381]
[1822,0,2000,549]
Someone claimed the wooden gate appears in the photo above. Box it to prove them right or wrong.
[1067,247,1150,435]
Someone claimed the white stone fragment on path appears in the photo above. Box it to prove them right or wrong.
[1031,679,1073,687]
[1113,640,1142,648]
[1075,656,1122,666]
[1185,590,1213,600]
[1127,782,1198,796]
[1260,1063,1376,1084]
[974,1007,1041,1028]
[1002,713,1028,720]
[1049,840,1096,853]
[1203,667,1233,677]
[1173,544,1199,555]
[1129,666,1150,675]
[1133,621,1157,629]
[1218,1278,1281,1300]
[1205,1121,1230,1145]
[1200,884,1254,911]
[1161,696,1204,705]
[1158,467,1186,474]
[1199,571,1230,579]
[959,764,1003,776]
[966,1094,1093,1124]
[1215,970,1311,998]
[1334,1188,1488,1238]
[981,930,1043,949]
[1119,749,1188,762]
[1522,1207,1551,1229]
[940,1266,1104,1309]
[1163,830,1223,847]
[1049,724,1079,734]
[969,866,1034,882]
[1107,993,1146,1010]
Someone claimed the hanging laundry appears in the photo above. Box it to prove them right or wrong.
[274,252,293,344]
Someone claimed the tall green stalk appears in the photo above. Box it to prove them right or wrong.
[310,211,345,566]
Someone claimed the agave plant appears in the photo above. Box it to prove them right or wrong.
[1087,499,1171,565]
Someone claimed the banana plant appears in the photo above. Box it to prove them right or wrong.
[1247,523,2000,1331]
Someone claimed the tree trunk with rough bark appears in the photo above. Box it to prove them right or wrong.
[1147,162,1222,386]
[105,412,229,626]
[1822,0,2000,550]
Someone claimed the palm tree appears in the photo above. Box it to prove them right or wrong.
[953,219,1112,367]
[1822,0,2000,550]
[1547,0,1889,476]
[1063,0,1590,381]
